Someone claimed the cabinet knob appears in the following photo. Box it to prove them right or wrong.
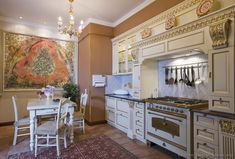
[219,98,223,104]
[162,143,166,147]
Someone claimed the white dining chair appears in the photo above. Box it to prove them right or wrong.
[73,89,88,133]
[12,96,30,145]
[34,98,70,157]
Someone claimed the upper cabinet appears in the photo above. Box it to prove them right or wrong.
[112,35,136,75]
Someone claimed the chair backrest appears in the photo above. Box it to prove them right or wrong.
[56,99,69,130]
[12,96,18,122]
[80,89,88,116]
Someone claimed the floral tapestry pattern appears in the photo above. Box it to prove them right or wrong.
[4,32,75,90]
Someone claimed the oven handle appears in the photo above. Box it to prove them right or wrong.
[148,112,183,123]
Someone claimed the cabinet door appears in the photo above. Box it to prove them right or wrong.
[112,43,118,75]
[208,47,234,113]
[116,111,128,133]
[133,64,140,89]
[106,108,115,126]
[208,47,234,97]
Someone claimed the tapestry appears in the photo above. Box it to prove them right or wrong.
[3,32,75,90]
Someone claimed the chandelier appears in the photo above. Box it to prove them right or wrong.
[57,0,84,38]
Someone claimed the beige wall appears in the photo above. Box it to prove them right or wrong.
[114,0,184,36]
[0,20,77,124]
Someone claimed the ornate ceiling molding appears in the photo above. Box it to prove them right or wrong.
[112,0,202,42]
[131,7,235,49]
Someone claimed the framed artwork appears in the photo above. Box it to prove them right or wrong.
[3,32,76,90]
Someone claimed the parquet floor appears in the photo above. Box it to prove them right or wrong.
[0,123,179,159]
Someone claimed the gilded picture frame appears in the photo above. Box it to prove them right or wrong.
[2,31,76,91]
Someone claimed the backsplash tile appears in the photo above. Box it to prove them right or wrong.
[158,54,209,100]
[105,75,132,94]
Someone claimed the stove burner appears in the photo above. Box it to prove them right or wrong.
[147,96,208,105]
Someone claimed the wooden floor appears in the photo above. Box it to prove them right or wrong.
[0,123,179,159]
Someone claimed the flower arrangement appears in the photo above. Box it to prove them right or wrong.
[37,85,55,99]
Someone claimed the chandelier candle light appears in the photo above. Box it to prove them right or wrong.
[58,0,84,38]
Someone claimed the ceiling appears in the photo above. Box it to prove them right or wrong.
[0,0,154,28]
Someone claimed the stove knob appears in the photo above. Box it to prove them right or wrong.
[167,108,170,111]
[163,107,166,110]
[175,109,179,112]
[171,108,174,111]
[159,106,162,109]
[180,110,184,113]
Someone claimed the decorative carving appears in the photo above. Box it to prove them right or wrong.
[131,49,139,63]
[131,9,235,49]
[165,14,177,30]
[113,0,202,42]
[196,0,214,17]
[209,19,230,49]
[140,28,152,39]
[220,120,235,135]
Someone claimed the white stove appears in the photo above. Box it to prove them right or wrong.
[145,97,208,159]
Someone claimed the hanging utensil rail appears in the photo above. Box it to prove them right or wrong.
[162,61,208,69]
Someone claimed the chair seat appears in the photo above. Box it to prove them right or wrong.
[17,116,30,126]
[36,121,67,135]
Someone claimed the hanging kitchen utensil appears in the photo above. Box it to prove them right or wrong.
[168,67,175,85]
[174,67,178,85]
[190,66,195,87]
[179,67,184,82]
[195,64,202,85]
[184,67,190,85]
[165,68,169,85]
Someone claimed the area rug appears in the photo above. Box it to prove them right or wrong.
[7,135,138,159]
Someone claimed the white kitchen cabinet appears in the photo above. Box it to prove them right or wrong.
[112,35,136,75]
[208,47,235,113]
[105,97,116,127]
[194,112,235,159]
[116,99,129,133]
[133,102,145,142]
[194,113,219,159]
[105,96,146,143]
[219,119,235,159]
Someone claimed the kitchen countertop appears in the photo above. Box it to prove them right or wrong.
[105,94,144,102]
[192,109,235,120]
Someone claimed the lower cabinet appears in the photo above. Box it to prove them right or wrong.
[134,102,145,142]
[116,111,129,133]
[105,96,146,143]
[194,112,235,159]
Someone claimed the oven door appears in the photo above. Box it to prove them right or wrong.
[147,109,187,148]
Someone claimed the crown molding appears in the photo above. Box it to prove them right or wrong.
[84,18,114,28]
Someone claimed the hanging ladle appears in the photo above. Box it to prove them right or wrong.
[195,64,202,85]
